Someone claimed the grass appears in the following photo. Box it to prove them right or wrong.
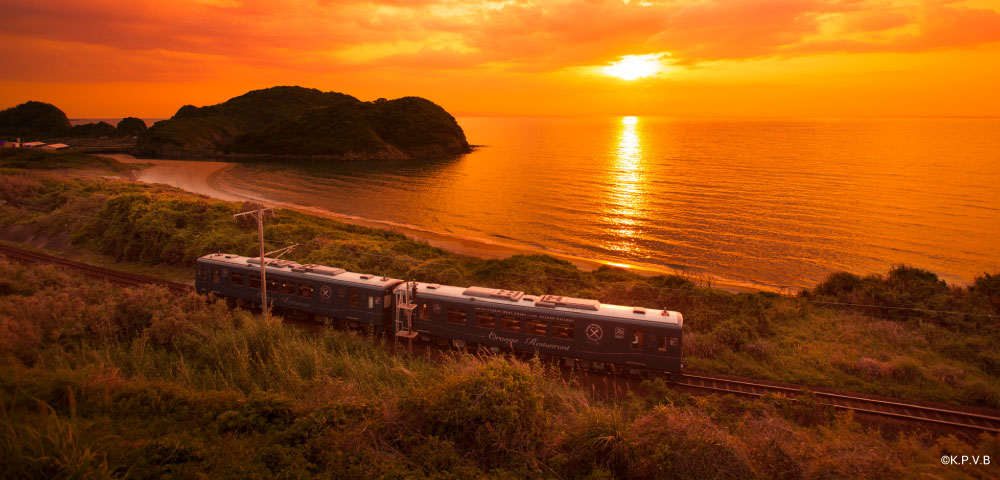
[0,259,997,478]
[1,153,999,410]
[1,153,1000,477]
[0,149,142,173]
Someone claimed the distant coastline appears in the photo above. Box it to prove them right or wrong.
[3,86,473,162]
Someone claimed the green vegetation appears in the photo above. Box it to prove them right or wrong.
[114,117,147,137]
[1,260,997,479]
[1,156,999,413]
[71,121,117,138]
[0,149,141,173]
[1,157,1000,477]
[134,86,471,160]
[0,101,150,142]
[0,101,72,140]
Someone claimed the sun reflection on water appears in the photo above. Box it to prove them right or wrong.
[601,116,649,257]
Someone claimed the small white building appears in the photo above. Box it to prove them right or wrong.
[22,141,45,148]
[42,143,69,150]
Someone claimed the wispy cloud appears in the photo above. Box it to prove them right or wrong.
[3,0,998,81]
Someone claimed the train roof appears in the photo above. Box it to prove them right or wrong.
[198,253,403,288]
[402,282,683,326]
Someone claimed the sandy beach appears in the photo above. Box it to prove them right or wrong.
[107,155,758,292]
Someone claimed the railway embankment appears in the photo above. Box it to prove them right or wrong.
[1,149,999,477]
[1,259,998,478]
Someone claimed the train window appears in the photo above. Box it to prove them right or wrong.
[349,288,359,307]
[658,336,667,352]
[552,322,573,339]
[337,287,346,298]
[282,282,297,295]
[670,337,678,347]
[475,312,496,329]
[213,268,220,283]
[249,274,261,289]
[199,268,207,283]
[525,320,547,336]
[447,308,467,325]
[266,279,278,292]
[300,284,314,298]
[631,329,644,350]
[368,296,374,309]
[419,303,430,320]
[500,315,521,332]
[230,272,244,286]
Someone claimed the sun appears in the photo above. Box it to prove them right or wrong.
[602,54,665,81]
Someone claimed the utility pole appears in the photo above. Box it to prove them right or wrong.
[234,206,273,315]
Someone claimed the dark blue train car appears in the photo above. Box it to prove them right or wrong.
[394,282,683,373]
[196,253,403,328]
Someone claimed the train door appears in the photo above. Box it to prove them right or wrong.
[195,263,207,292]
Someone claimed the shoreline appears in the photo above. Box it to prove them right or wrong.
[107,154,764,294]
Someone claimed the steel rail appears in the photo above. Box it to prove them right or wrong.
[3,243,998,433]
[0,243,191,294]
[677,372,1000,433]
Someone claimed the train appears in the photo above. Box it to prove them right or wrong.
[195,253,684,374]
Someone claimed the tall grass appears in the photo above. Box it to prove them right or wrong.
[1,393,114,479]
[3,169,1000,408]
[0,261,997,478]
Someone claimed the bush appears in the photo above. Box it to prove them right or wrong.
[712,316,759,352]
[399,359,554,470]
[119,436,205,478]
[216,391,294,434]
[963,382,1000,409]
[560,407,636,478]
[0,400,114,480]
[630,406,754,479]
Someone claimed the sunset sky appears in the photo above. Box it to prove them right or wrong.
[2,0,999,118]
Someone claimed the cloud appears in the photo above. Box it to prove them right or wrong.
[3,0,999,82]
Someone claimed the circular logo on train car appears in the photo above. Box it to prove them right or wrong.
[585,323,603,342]
[320,285,332,300]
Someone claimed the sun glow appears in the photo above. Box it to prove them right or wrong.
[603,54,665,80]
[599,115,649,256]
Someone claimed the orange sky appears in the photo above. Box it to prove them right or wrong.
[1,0,999,118]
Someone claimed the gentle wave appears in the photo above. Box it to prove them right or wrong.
[217,116,1000,291]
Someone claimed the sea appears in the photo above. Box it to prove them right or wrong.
[129,116,1000,292]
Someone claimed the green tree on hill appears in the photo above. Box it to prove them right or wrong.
[72,121,116,138]
[116,117,147,137]
[135,86,471,160]
[0,101,71,140]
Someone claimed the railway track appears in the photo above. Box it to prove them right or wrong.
[0,243,191,294]
[3,243,999,434]
[676,372,1000,433]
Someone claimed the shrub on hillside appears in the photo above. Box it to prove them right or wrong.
[971,273,1000,313]
[399,360,555,470]
[559,407,636,478]
[216,391,294,434]
[805,265,997,326]
[630,406,754,479]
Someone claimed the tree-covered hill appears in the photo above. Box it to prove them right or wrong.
[135,86,471,160]
[0,101,150,142]
[0,101,72,140]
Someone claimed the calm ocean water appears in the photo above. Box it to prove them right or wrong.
[218,116,1000,291]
